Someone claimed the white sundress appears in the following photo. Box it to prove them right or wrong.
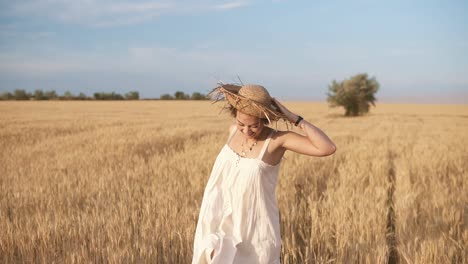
[192,128,282,264]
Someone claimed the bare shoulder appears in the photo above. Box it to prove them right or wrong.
[269,129,297,148]
[270,129,311,152]
[271,129,299,142]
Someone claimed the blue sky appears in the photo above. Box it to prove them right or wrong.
[0,0,467,103]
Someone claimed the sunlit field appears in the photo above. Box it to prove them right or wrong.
[0,101,467,263]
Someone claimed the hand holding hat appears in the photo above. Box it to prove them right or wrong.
[271,98,299,123]
[209,83,287,123]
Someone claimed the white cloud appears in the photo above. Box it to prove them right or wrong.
[0,53,106,75]
[2,0,251,27]
[0,43,287,92]
[0,25,56,45]
[0,44,270,97]
[0,45,239,75]
[5,0,174,26]
[213,1,249,10]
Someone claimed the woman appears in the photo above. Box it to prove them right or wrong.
[192,84,336,264]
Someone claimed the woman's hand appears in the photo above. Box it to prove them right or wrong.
[272,97,298,123]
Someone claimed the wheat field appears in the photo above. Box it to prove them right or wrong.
[0,101,467,263]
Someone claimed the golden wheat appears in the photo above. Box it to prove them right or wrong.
[0,101,466,263]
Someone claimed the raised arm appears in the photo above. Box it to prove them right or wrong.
[273,98,336,157]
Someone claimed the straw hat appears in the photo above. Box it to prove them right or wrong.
[209,83,286,123]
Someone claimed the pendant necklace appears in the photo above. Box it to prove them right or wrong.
[241,139,257,157]
[236,138,257,166]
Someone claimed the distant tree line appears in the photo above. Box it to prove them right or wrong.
[0,89,209,101]
[159,91,209,100]
[0,89,141,100]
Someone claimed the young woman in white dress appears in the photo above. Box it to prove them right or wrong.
[192,84,336,264]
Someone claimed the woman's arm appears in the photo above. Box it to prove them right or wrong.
[273,98,336,157]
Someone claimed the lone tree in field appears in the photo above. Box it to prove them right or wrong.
[327,73,379,116]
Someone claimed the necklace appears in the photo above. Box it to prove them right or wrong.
[235,138,258,166]
[240,138,257,157]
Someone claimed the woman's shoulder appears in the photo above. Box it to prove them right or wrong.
[270,128,300,143]
[270,127,290,137]
[265,127,283,144]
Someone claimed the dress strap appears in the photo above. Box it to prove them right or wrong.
[226,126,237,145]
[258,129,275,159]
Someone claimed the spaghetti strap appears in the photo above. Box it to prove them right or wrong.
[226,126,237,145]
[258,130,275,159]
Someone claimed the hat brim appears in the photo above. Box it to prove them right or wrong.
[209,84,286,123]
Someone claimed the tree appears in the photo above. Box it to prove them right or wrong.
[191,92,207,100]
[33,89,47,100]
[327,73,379,116]
[45,90,58,100]
[13,89,30,100]
[93,92,124,100]
[174,91,189,100]
[111,92,124,100]
[0,91,13,100]
[125,91,139,100]
[93,92,102,100]
[160,94,173,100]
[77,92,88,100]
[63,91,74,100]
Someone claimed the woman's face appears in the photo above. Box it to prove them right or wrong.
[236,111,264,140]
